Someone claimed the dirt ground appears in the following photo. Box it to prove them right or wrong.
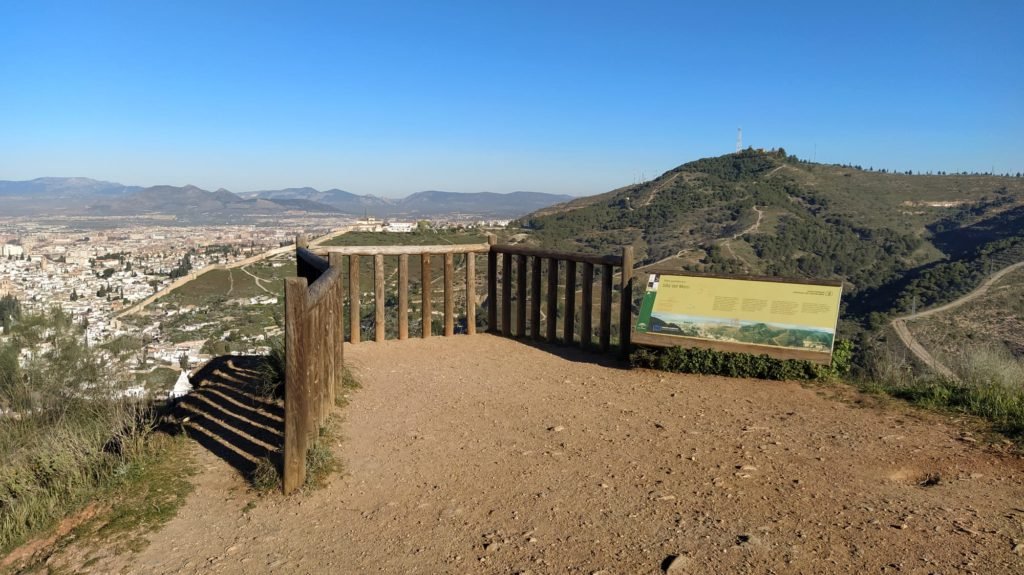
[53,336,1024,574]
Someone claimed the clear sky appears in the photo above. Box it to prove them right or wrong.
[1,1,1021,197]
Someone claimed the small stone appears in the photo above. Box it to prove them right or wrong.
[740,465,757,471]
[662,554,690,572]
[483,542,499,553]
[549,425,565,432]
[1013,542,1024,555]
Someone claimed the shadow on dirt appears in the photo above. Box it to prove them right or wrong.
[167,355,283,480]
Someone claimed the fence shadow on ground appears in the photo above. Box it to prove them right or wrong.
[483,332,633,370]
[167,355,284,480]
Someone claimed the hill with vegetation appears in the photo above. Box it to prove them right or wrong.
[516,149,1024,331]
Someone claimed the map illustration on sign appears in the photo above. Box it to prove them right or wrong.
[635,273,843,360]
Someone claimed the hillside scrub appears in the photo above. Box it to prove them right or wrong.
[630,340,853,381]
[0,307,186,556]
[862,343,1024,436]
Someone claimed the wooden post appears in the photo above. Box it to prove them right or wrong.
[546,257,558,343]
[487,237,497,333]
[466,252,477,335]
[374,254,385,342]
[581,262,594,349]
[516,254,527,337]
[329,253,344,407]
[348,255,360,344]
[619,247,634,359]
[398,254,409,340]
[311,303,323,429]
[530,256,542,340]
[444,253,454,336]
[284,277,309,494]
[564,260,576,345]
[599,263,613,352]
[421,253,432,338]
[501,253,512,337]
[296,233,308,249]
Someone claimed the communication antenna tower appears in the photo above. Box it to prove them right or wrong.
[736,128,742,152]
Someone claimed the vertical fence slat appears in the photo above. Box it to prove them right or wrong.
[619,247,634,358]
[487,245,497,333]
[599,263,613,352]
[563,260,576,345]
[580,262,594,349]
[328,252,344,408]
[545,257,558,343]
[284,277,308,495]
[421,253,432,338]
[530,256,542,340]
[466,252,477,335]
[444,253,454,336]
[516,254,528,337]
[374,254,385,342]
[309,303,322,435]
[348,255,360,344]
[501,253,512,337]
[398,254,409,340]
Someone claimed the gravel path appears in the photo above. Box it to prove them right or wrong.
[83,336,1024,574]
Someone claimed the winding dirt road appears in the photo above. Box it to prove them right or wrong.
[891,260,1024,378]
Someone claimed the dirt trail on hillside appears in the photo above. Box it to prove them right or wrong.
[892,260,1024,378]
[67,336,1024,574]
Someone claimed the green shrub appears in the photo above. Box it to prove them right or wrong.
[630,339,853,381]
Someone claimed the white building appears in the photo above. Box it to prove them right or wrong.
[1,244,24,258]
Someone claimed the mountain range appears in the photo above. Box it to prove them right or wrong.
[0,178,573,220]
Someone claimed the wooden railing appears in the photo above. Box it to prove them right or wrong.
[487,244,634,356]
[282,234,635,492]
[282,243,344,494]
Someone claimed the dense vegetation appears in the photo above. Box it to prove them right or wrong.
[0,307,188,557]
[517,149,1024,335]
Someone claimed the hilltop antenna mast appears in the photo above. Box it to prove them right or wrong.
[736,128,742,152]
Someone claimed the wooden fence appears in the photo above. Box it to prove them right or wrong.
[282,242,344,494]
[283,234,634,493]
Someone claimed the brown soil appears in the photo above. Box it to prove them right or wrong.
[49,336,1024,573]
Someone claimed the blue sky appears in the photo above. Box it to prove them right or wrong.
[1,1,1021,196]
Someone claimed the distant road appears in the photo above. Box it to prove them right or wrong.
[890,260,1024,379]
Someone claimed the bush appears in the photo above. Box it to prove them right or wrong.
[860,343,1024,436]
[630,340,853,381]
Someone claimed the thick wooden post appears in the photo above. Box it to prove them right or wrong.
[466,252,477,335]
[374,254,385,342]
[348,255,360,343]
[530,256,542,340]
[398,254,409,340]
[296,233,309,249]
[599,263,613,352]
[516,254,527,337]
[580,262,594,349]
[487,238,497,333]
[443,253,454,336]
[284,277,309,494]
[563,260,576,344]
[501,253,512,337]
[619,247,634,358]
[546,257,558,343]
[421,253,432,338]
